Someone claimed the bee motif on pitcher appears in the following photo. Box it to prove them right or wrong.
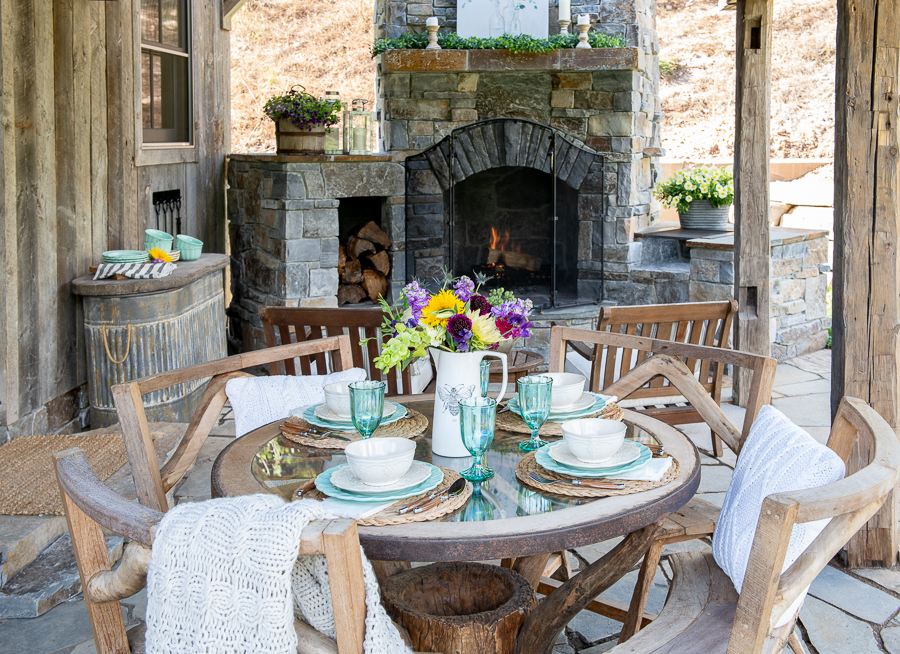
[438,384,475,416]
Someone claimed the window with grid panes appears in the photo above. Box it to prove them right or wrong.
[140,0,191,144]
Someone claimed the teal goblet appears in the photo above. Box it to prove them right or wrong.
[517,375,553,451]
[480,359,492,397]
[458,396,497,482]
[348,380,386,439]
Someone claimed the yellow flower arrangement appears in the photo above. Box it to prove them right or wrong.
[467,311,502,344]
[421,289,464,327]
[148,247,173,263]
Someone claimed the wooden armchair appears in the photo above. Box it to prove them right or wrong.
[54,335,371,653]
[562,301,738,457]
[548,326,776,642]
[259,306,428,396]
[601,396,900,654]
[55,448,369,654]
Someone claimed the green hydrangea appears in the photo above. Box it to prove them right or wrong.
[372,324,432,372]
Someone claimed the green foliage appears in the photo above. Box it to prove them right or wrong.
[659,57,678,77]
[653,167,734,214]
[371,31,626,57]
[487,287,516,306]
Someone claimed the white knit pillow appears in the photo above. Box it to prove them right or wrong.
[226,369,366,437]
[712,405,845,627]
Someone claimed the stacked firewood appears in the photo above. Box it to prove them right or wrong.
[338,221,391,305]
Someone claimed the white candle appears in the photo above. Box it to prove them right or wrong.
[353,127,366,151]
[577,13,589,25]
[426,16,439,27]
[558,0,570,21]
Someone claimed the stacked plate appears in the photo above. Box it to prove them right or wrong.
[508,392,609,422]
[101,250,150,264]
[536,440,653,478]
[301,400,407,433]
[315,461,444,502]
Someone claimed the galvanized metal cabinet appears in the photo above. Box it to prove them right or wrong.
[72,255,229,427]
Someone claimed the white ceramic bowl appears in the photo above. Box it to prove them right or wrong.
[537,372,586,410]
[344,437,417,487]
[561,418,627,464]
[323,382,353,418]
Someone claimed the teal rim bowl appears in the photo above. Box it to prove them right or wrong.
[145,229,173,250]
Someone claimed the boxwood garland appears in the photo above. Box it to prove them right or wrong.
[371,32,627,57]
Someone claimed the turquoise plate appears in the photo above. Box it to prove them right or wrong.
[509,394,607,422]
[301,403,408,432]
[314,463,443,502]
[534,442,652,478]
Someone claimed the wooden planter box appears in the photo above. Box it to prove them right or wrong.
[275,119,326,155]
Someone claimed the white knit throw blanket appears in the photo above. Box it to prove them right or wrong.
[145,495,412,654]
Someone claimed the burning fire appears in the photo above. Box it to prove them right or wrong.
[489,227,520,253]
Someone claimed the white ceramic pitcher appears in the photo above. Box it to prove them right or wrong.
[429,348,508,457]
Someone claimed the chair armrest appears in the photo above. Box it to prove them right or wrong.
[54,448,163,547]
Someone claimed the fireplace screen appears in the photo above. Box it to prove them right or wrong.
[452,166,579,305]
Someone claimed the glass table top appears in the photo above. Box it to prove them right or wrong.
[251,404,661,524]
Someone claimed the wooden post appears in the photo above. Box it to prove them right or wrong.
[733,0,773,406]
[833,0,900,568]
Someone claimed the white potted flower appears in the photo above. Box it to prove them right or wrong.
[653,167,734,230]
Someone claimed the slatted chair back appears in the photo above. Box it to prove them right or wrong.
[53,446,368,654]
[110,335,353,515]
[549,325,775,457]
[259,306,415,397]
[602,396,900,654]
[592,301,737,403]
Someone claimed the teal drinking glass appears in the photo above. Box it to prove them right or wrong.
[517,375,553,451]
[349,380,386,439]
[458,396,496,482]
[480,359,492,397]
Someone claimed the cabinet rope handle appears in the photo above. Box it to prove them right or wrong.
[101,324,133,365]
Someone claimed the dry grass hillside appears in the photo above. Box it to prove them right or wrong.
[229,0,836,159]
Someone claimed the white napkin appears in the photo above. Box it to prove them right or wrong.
[609,456,672,482]
[594,393,618,404]
[320,497,396,520]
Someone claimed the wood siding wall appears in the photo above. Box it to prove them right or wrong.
[0,0,229,438]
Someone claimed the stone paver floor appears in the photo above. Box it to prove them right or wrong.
[5,349,900,653]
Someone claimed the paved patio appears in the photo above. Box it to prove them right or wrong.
[2,349,899,654]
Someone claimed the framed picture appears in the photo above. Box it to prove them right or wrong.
[457,0,549,39]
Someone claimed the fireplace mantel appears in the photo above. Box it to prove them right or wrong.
[378,47,643,73]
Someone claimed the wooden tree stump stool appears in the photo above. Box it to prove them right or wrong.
[382,562,537,654]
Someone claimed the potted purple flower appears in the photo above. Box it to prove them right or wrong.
[263,85,341,155]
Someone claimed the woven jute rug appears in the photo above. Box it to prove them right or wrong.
[0,433,129,516]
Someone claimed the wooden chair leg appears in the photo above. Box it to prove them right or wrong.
[788,631,805,654]
[322,520,367,654]
[58,477,130,654]
[618,539,664,643]
[500,554,553,589]
[711,431,724,458]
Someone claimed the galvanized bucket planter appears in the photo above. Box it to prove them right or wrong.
[275,119,326,155]
[677,199,731,230]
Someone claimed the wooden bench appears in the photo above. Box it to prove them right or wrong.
[601,396,900,654]
[564,300,738,457]
[259,306,432,396]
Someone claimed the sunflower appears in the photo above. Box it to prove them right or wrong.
[148,247,173,263]
[421,289,465,327]
[467,311,502,345]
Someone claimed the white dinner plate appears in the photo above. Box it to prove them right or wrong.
[547,440,642,470]
[330,460,432,494]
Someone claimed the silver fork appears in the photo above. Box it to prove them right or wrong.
[528,471,625,490]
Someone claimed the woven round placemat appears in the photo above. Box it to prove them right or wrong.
[295,466,471,526]
[0,433,129,515]
[281,407,429,450]
[515,452,680,498]
[496,402,624,436]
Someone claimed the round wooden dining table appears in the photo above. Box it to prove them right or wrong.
[211,396,700,653]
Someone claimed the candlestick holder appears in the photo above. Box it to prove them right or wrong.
[558,18,570,35]
[576,22,591,49]
[426,23,441,50]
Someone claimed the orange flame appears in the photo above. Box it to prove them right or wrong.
[490,227,512,251]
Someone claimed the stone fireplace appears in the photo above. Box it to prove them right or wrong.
[373,0,664,305]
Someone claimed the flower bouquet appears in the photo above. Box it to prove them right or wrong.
[371,272,534,457]
[372,273,534,373]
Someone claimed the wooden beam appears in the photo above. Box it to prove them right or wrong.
[733,0,773,406]
[833,0,900,568]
